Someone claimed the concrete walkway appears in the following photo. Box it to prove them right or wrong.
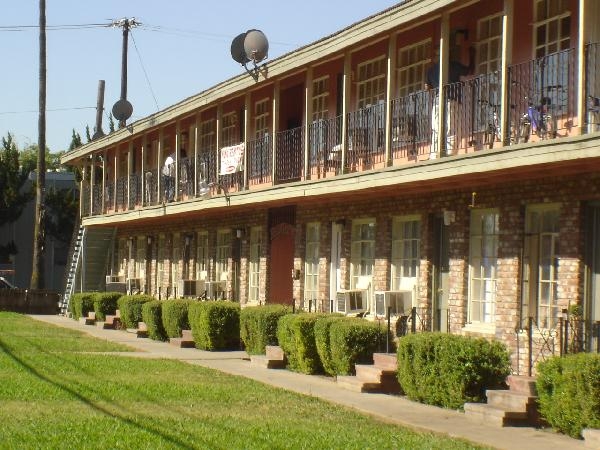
[29,314,586,450]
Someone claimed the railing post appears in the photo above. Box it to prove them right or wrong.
[528,316,533,377]
[411,306,417,334]
[563,308,569,355]
[386,306,391,354]
[500,0,514,145]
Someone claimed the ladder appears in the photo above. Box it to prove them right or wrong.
[60,225,85,315]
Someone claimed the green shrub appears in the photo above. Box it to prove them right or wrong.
[188,301,240,351]
[240,305,291,355]
[161,299,194,338]
[537,353,600,438]
[314,315,345,376]
[329,318,387,376]
[69,292,95,320]
[92,292,122,321]
[117,295,154,329]
[276,313,323,375]
[142,300,167,341]
[397,333,510,410]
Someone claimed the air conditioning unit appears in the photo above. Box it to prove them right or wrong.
[106,275,122,284]
[126,278,141,294]
[177,279,206,297]
[205,280,225,300]
[374,290,413,317]
[336,290,366,314]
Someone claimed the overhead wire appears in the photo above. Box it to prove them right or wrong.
[129,29,160,112]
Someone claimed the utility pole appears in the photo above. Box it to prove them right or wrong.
[111,18,139,128]
[31,0,46,289]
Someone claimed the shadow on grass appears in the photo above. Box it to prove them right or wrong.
[0,336,195,449]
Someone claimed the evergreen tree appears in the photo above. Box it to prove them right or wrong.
[108,113,115,132]
[85,124,92,143]
[68,129,82,151]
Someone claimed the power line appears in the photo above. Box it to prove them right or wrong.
[0,23,110,32]
[130,29,160,112]
[0,106,96,115]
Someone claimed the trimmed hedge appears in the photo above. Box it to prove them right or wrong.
[537,353,600,438]
[329,318,388,376]
[141,300,167,341]
[314,315,345,376]
[240,304,291,355]
[117,295,154,329]
[397,333,510,410]
[69,292,95,320]
[161,299,194,338]
[93,292,122,321]
[276,313,323,375]
[188,301,240,351]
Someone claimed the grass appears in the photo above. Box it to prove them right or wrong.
[0,312,485,449]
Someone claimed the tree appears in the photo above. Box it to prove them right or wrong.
[108,113,115,133]
[69,129,82,151]
[0,133,33,263]
[85,125,92,143]
[44,186,78,245]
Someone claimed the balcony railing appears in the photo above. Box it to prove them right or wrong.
[81,44,597,218]
[276,127,304,183]
[81,185,90,216]
[586,42,600,133]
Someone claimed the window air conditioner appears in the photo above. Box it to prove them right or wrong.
[177,279,206,297]
[106,275,122,284]
[205,280,225,300]
[374,290,413,317]
[336,290,366,314]
[126,278,141,294]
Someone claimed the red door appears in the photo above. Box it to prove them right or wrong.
[269,223,294,304]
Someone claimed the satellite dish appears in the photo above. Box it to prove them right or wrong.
[112,99,133,121]
[244,29,268,63]
[231,33,250,65]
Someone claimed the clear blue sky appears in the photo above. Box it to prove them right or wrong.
[0,1,399,153]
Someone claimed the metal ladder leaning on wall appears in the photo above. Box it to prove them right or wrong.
[59,225,85,315]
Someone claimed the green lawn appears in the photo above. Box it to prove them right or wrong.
[0,312,485,449]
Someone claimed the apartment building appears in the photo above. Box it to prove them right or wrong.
[62,0,600,372]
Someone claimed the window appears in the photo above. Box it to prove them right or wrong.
[196,231,209,280]
[469,210,499,324]
[171,233,180,287]
[254,99,270,139]
[136,236,145,280]
[221,112,238,147]
[304,223,320,302]
[157,234,166,289]
[391,217,420,291]
[357,57,386,109]
[534,0,570,58]
[522,204,560,328]
[312,77,329,121]
[248,227,262,303]
[216,229,231,282]
[350,219,376,289]
[397,40,431,97]
[477,14,502,75]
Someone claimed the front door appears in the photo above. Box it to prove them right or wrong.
[432,215,450,332]
[330,222,343,310]
[585,203,600,353]
[269,223,295,304]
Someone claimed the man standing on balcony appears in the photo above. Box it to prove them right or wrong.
[162,153,175,202]
[426,33,475,158]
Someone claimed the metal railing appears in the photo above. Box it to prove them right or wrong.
[81,185,90,216]
[508,48,575,144]
[105,180,114,212]
[391,89,434,160]
[92,185,102,215]
[585,42,600,133]
[144,168,158,206]
[247,135,272,186]
[116,176,127,211]
[179,158,193,198]
[197,150,217,196]
[129,173,142,209]
[345,102,386,172]
[275,127,304,183]
[308,115,342,178]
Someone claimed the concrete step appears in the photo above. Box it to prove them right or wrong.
[464,402,531,427]
[265,345,285,360]
[169,336,195,348]
[336,375,384,393]
[249,355,286,369]
[104,315,121,329]
[583,428,600,449]
[79,317,95,325]
[486,390,536,412]
[507,375,537,396]
[373,353,397,371]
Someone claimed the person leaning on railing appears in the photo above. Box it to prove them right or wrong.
[425,39,475,157]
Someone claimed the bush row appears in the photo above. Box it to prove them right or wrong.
[536,353,600,438]
[70,292,122,321]
[240,304,290,355]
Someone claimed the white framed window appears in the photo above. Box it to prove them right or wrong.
[350,219,376,289]
[391,216,420,291]
[312,77,329,121]
[136,236,145,280]
[304,223,320,302]
[216,229,231,282]
[171,233,180,288]
[534,0,571,58]
[199,119,215,153]
[477,14,503,75]
[397,39,431,97]
[221,112,238,147]
[254,98,270,139]
[196,231,209,281]
[248,227,262,303]
[157,234,166,289]
[357,56,386,109]
[522,204,560,328]
[468,209,499,324]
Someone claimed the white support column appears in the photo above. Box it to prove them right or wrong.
[436,13,450,159]
[304,67,313,179]
[341,51,351,173]
[216,104,223,180]
[272,81,280,184]
[157,129,163,203]
[175,122,180,201]
[127,141,133,209]
[194,113,200,196]
[113,152,118,211]
[140,134,146,206]
[577,0,587,134]
[90,157,95,215]
[244,93,251,189]
[385,33,397,165]
[101,151,106,213]
[500,0,514,145]
[79,162,86,218]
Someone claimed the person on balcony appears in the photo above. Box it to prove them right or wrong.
[425,35,475,158]
[162,153,175,202]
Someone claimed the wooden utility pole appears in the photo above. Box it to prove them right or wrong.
[31,0,46,289]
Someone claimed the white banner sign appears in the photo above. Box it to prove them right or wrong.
[219,143,245,175]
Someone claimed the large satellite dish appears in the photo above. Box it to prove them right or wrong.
[231,29,269,82]
[112,98,133,122]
